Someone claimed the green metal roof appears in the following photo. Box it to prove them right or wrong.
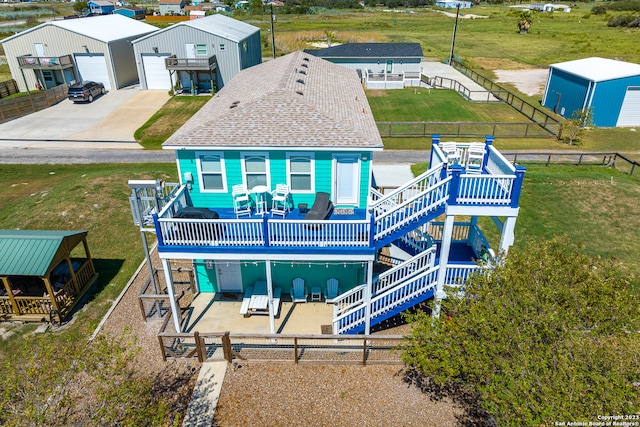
[0,230,88,276]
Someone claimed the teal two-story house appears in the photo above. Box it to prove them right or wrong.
[134,51,525,336]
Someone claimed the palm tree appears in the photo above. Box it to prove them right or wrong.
[518,11,532,34]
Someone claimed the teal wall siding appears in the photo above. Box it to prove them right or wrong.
[192,259,365,294]
[542,69,589,120]
[590,76,640,127]
[195,261,217,292]
[179,149,373,210]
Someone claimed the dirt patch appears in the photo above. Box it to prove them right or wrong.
[494,68,549,96]
[473,58,534,70]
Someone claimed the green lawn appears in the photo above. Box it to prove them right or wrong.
[134,96,210,149]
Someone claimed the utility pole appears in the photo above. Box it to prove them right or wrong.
[270,3,276,59]
[448,3,461,66]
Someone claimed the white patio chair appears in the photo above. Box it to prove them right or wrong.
[324,278,341,303]
[271,184,291,217]
[290,277,308,303]
[232,184,252,217]
[440,142,462,166]
[465,142,486,174]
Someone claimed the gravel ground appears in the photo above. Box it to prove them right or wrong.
[98,251,464,426]
[494,69,549,96]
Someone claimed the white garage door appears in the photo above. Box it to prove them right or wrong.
[617,87,640,127]
[142,55,172,90]
[75,54,111,90]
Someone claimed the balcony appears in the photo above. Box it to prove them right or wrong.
[165,55,217,71]
[18,54,75,70]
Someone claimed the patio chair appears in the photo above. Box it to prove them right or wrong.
[465,142,486,174]
[271,184,291,217]
[290,277,308,303]
[232,184,252,217]
[324,278,341,303]
[304,192,333,221]
[440,142,462,166]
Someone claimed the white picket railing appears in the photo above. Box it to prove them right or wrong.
[374,177,451,241]
[159,218,264,246]
[444,263,480,287]
[373,245,436,295]
[456,174,515,205]
[370,165,444,217]
[268,219,370,247]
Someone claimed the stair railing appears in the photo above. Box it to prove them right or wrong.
[374,245,436,295]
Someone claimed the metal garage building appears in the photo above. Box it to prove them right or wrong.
[132,14,261,92]
[542,57,640,127]
[1,15,157,92]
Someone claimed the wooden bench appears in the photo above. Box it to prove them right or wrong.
[239,285,253,316]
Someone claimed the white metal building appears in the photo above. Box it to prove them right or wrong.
[1,15,157,92]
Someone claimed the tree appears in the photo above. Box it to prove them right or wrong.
[562,107,593,145]
[73,1,88,13]
[517,11,532,33]
[402,235,640,426]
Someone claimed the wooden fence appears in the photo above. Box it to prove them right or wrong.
[0,79,19,99]
[0,83,69,124]
[502,151,640,177]
[376,121,562,139]
[451,59,563,137]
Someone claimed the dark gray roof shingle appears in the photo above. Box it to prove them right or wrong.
[163,51,383,149]
[304,43,423,59]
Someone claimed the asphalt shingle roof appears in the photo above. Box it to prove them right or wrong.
[163,51,384,150]
[305,43,424,59]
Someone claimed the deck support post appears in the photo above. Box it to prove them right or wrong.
[161,258,182,333]
[266,260,275,334]
[364,260,373,335]
[434,214,455,319]
[499,216,517,257]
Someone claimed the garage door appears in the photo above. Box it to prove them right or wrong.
[617,87,640,127]
[75,54,111,90]
[142,54,172,90]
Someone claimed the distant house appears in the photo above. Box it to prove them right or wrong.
[542,57,640,127]
[132,14,261,91]
[159,0,185,15]
[305,42,423,89]
[435,0,473,8]
[1,14,157,91]
[114,7,146,20]
[88,0,115,15]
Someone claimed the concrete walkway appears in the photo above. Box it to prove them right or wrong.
[420,61,500,102]
[182,360,227,427]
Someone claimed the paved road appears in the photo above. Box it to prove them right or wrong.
[0,148,430,164]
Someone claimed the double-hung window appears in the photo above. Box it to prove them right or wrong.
[197,152,226,192]
[242,153,269,190]
[287,153,314,193]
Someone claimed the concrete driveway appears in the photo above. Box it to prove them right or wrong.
[0,87,169,149]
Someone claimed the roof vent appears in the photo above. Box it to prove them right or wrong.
[301,63,308,68]
[296,79,305,84]
[303,57,310,61]
[296,90,304,95]
[230,104,238,109]
[232,101,240,105]
[298,69,307,75]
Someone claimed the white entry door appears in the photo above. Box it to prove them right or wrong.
[215,261,243,292]
[142,54,171,90]
[333,155,360,206]
[34,43,45,57]
[185,43,196,59]
[75,54,111,89]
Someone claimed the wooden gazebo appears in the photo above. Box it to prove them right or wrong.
[0,230,98,323]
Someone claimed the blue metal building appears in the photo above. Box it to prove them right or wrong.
[542,57,640,127]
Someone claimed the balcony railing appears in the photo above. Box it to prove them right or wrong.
[18,54,74,69]
[165,55,217,71]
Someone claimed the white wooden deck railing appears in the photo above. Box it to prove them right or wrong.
[373,246,436,295]
[486,145,516,175]
[444,263,480,287]
[456,174,515,205]
[333,266,439,334]
[374,178,451,241]
[268,220,370,247]
[159,218,264,246]
[370,165,444,216]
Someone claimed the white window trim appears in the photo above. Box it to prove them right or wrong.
[196,151,227,193]
[286,152,315,194]
[196,44,207,56]
[241,152,270,191]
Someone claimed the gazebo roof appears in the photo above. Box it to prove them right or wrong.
[0,230,88,276]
